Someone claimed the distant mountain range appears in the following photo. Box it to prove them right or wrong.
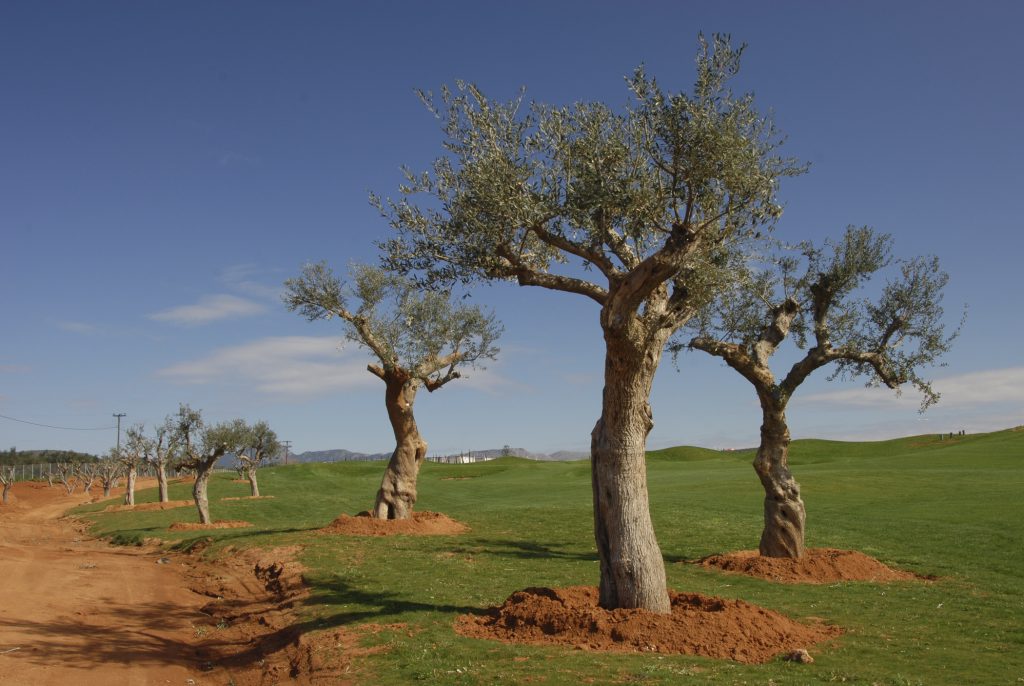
[286,446,588,463]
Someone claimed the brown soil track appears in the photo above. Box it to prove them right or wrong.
[0,480,357,685]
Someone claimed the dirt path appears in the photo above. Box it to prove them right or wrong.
[0,480,211,686]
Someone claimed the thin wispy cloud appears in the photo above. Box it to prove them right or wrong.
[157,336,375,397]
[55,320,99,334]
[148,294,266,326]
[797,367,1024,410]
[221,263,283,300]
[0,364,30,374]
[218,150,261,167]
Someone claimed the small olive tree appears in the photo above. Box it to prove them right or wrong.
[76,462,98,495]
[0,466,15,504]
[55,462,77,495]
[677,227,959,558]
[171,404,248,524]
[235,420,280,498]
[375,36,802,610]
[120,424,151,506]
[97,452,123,498]
[285,263,500,520]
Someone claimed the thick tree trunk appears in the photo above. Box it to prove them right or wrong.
[193,469,212,524]
[2,482,10,504]
[103,483,113,498]
[373,374,427,520]
[157,463,168,503]
[754,396,806,558]
[247,469,260,498]
[125,466,136,506]
[590,327,671,613]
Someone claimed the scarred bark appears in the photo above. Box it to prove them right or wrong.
[591,325,671,613]
[193,470,212,525]
[247,469,260,498]
[373,372,428,520]
[157,462,169,503]
[754,393,806,558]
[124,466,137,506]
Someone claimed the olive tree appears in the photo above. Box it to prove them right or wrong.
[0,466,15,504]
[120,424,150,505]
[171,404,248,524]
[677,227,958,558]
[235,420,280,498]
[376,36,801,610]
[145,421,178,503]
[285,263,500,520]
[97,453,123,498]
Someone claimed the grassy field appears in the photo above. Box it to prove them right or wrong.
[76,428,1024,685]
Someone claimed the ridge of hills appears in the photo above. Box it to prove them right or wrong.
[289,446,589,463]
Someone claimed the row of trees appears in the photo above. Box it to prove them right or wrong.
[284,35,959,613]
[28,409,281,523]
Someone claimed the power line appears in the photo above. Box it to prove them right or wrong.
[0,413,116,431]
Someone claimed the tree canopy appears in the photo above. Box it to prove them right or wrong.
[284,262,501,389]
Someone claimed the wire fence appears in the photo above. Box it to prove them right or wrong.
[1,462,189,483]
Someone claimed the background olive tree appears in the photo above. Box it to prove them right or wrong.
[376,35,802,610]
[0,465,15,504]
[120,424,150,506]
[285,263,500,519]
[234,420,280,498]
[170,404,248,524]
[677,226,959,558]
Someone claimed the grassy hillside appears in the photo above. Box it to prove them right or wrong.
[77,429,1024,685]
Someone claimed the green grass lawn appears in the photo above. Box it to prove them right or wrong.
[75,428,1024,685]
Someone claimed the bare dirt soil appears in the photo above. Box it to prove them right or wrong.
[0,480,357,685]
[696,547,925,583]
[321,510,469,536]
[457,585,843,663]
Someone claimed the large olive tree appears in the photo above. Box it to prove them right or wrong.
[285,263,501,520]
[376,37,802,611]
[678,227,958,558]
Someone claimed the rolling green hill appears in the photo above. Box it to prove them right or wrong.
[76,428,1024,685]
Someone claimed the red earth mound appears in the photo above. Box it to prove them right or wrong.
[321,510,468,536]
[456,586,841,663]
[169,520,252,530]
[697,548,924,583]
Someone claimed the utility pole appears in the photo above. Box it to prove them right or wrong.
[282,440,292,466]
[113,413,127,453]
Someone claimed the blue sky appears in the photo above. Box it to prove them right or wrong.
[2,1,1022,456]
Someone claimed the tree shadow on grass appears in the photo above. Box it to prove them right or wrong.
[301,574,480,629]
[450,537,598,562]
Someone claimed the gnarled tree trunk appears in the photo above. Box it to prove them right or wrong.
[591,327,671,613]
[2,481,10,504]
[247,468,260,498]
[193,469,212,524]
[156,462,169,503]
[124,466,137,506]
[754,394,806,558]
[373,373,428,520]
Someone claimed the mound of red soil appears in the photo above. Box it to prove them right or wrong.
[697,548,923,583]
[321,510,468,536]
[103,499,194,512]
[169,520,252,530]
[457,586,841,664]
